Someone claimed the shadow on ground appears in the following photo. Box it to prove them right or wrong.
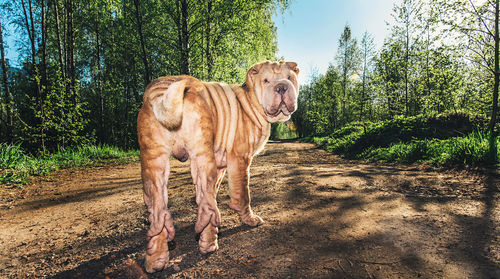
[1,141,498,278]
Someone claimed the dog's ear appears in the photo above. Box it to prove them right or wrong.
[286,62,299,75]
[245,61,267,89]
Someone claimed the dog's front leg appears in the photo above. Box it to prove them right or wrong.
[190,153,222,253]
[227,153,263,226]
[141,153,175,273]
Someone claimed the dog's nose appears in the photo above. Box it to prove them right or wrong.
[274,83,288,95]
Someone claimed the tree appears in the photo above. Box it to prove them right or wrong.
[390,0,423,116]
[360,31,376,120]
[66,0,76,103]
[0,16,12,139]
[374,41,405,118]
[436,0,499,157]
[133,0,151,85]
[0,0,290,152]
[336,24,360,124]
[20,0,47,152]
[292,66,341,137]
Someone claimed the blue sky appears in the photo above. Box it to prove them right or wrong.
[273,0,396,84]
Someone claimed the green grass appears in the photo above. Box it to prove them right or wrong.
[362,133,498,165]
[301,113,499,167]
[0,144,139,185]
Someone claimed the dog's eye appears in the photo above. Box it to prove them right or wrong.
[288,75,291,80]
[264,79,269,83]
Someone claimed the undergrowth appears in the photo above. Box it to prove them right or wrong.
[301,113,499,167]
[0,144,139,185]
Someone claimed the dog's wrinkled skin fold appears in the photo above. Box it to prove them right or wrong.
[137,61,299,273]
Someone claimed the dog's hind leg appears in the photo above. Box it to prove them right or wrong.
[189,149,222,253]
[197,167,226,253]
[141,151,175,273]
[179,91,223,253]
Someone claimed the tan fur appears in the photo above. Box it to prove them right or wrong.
[149,79,186,130]
[137,61,299,273]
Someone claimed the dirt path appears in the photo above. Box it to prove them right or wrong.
[0,142,499,278]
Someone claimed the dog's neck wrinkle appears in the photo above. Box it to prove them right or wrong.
[234,85,267,129]
[202,82,268,151]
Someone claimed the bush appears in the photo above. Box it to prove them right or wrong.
[434,132,495,166]
[270,122,298,140]
[303,113,498,167]
[362,139,437,163]
[339,113,487,157]
[0,144,139,185]
[0,143,25,169]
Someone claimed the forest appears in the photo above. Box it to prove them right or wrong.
[0,1,499,277]
[0,0,499,169]
[291,0,499,166]
[0,0,288,152]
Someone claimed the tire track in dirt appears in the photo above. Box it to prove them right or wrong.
[0,141,498,278]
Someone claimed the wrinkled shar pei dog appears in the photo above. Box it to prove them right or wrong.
[137,61,299,273]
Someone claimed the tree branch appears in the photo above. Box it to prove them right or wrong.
[468,0,495,38]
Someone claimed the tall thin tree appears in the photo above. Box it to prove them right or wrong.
[360,31,376,120]
[133,0,151,85]
[0,17,12,137]
[336,24,360,123]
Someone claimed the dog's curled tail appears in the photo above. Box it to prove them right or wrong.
[147,79,187,130]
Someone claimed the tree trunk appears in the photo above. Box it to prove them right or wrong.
[206,0,212,79]
[133,0,151,85]
[425,18,431,102]
[22,0,45,152]
[53,0,66,80]
[179,0,191,75]
[490,0,499,135]
[41,0,47,89]
[361,47,367,121]
[124,86,130,149]
[66,0,76,105]
[95,12,104,144]
[21,0,38,80]
[405,22,409,117]
[342,58,347,122]
[0,17,12,136]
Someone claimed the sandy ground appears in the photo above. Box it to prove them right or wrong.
[0,141,499,278]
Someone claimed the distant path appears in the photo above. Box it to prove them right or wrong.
[0,141,498,278]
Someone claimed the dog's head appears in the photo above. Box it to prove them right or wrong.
[245,61,300,123]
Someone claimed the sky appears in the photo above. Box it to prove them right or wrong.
[272,0,396,85]
[2,0,396,84]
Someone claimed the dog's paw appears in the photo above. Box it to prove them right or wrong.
[198,224,219,254]
[241,212,264,227]
[145,229,170,273]
[145,252,169,273]
[199,240,219,254]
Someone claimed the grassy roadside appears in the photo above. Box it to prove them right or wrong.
[0,144,139,185]
[301,113,500,168]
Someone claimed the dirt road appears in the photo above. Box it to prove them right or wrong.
[0,141,499,278]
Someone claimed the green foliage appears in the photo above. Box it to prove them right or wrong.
[363,132,498,166]
[292,65,342,136]
[0,143,24,169]
[21,70,91,152]
[362,139,437,163]
[294,0,498,154]
[435,132,494,165]
[1,0,288,152]
[270,122,298,140]
[302,113,497,167]
[0,144,138,185]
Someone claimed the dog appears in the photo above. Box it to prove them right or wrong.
[137,61,299,273]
